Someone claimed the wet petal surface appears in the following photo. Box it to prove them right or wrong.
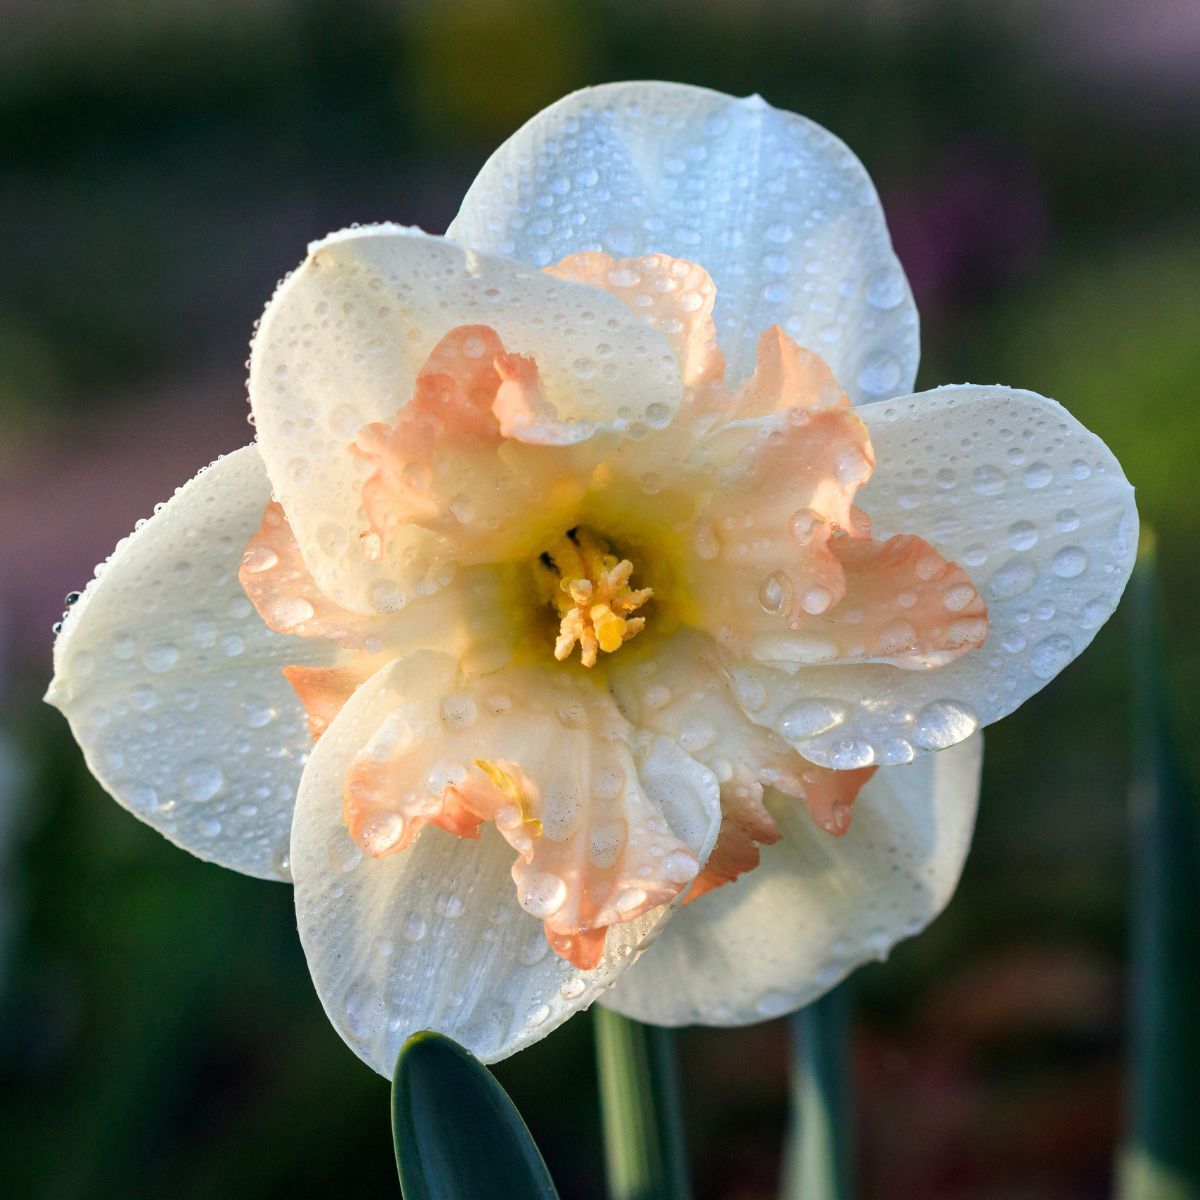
[46,445,329,880]
[732,386,1137,767]
[600,735,981,1025]
[249,225,681,610]
[450,81,918,400]
[290,652,720,1071]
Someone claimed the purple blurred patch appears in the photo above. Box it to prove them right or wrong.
[1,377,251,680]
[886,149,1048,313]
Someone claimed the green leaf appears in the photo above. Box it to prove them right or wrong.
[1118,532,1200,1200]
[781,984,853,1200]
[392,1031,560,1200]
[593,1006,690,1200]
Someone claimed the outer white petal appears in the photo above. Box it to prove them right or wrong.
[601,734,981,1025]
[737,385,1138,769]
[45,445,330,881]
[290,652,720,1073]
[449,81,918,400]
[249,224,681,612]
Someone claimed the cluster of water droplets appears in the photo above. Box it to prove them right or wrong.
[47,448,332,881]
[293,659,723,1069]
[717,388,1136,770]
[447,82,918,404]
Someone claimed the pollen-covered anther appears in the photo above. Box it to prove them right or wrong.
[541,529,653,667]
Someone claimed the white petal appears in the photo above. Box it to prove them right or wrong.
[45,445,332,880]
[601,734,981,1025]
[290,651,720,1073]
[249,224,680,612]
[736,385,1138,769]
[449,81,918,399]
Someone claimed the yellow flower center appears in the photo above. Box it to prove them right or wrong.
[536,527,653,668]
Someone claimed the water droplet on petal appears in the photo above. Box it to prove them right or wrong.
[1051,546,1089,578]
[759,571,793,616]
[912,701,977,750]
[181,761,224,803]
[521,873,567,919]
[779,699,847,740]
[1031,633,1075,679]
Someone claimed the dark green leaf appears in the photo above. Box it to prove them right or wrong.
[392,1031,559,1200]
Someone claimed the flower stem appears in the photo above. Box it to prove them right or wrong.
[1117,531,1200,1199]
[781,985,852,1200]
[593,1006,691,1200]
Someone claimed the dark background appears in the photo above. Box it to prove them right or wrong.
[1,2,1197,1197]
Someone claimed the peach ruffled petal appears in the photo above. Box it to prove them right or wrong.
[796,761,877,835]
[686,789,781,903]
[685,760,875,903]
[800,533,990,669]
[726,325,849,422]
[347,324,589,565]
[684,405,875,646]
[546,251,724,399]
[282,663,377,741]
[338,667,713,970]
[240,500,381,647]
[678,328,987,667]
[348,325,511,549]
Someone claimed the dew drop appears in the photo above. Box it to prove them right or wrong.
[1007,520,1039,551]
[971,465,1006,496]
[143,643,180,673]
[829,739,875,769]
[1031,633,1075,679]
[912,701,978,750]
[662,852,699,884]
[1023,461,1053,489]
[758,571,793,616]
[402,912,428,942]
[1051,546,1089,579]
[241,545,279,574]
[988,558,1038,601]
[789,508,823,545]
[801,585,834,615]
[779,699,848,740]
[856,351,902,398]
[521,873,567,919]
[268,595,314,630]
[358,812,405,854]
[181,761,224,803]
[440,692,478,729]
[865,267,906,310]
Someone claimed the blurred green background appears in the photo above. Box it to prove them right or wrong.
[1,2,1197,1197]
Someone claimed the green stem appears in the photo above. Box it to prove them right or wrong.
[1118,532,1200,1200]
[593,1006,690,1200]
[781,985,852,1200]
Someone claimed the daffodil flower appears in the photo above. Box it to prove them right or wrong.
[46,82,1137,1073]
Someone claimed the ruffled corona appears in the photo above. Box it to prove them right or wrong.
[236,248,993,969]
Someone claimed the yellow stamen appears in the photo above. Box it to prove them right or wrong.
[473,758,542,838]
[538,529,652,667]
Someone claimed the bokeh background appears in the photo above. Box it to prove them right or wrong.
[1,1,1198,1197]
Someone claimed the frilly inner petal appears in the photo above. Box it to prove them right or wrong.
[339,662,719,969]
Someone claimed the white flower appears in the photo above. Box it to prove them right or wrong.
[46,82,1137,1073]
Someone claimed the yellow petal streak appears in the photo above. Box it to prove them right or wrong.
[472,758,542,839]
[540,529,652,667]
